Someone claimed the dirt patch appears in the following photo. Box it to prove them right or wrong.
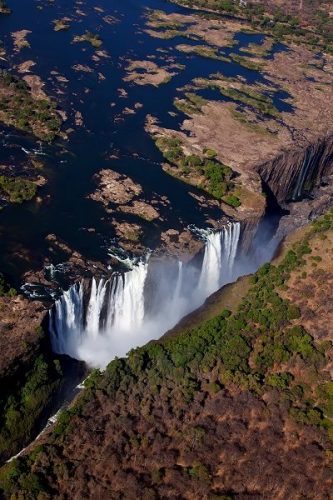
[124,60,175,86]
[282,229,333,351]
[11,30,31,52]
[22,75,47,99]
[145,9,240,47]
[16,60,36,74]
[89,169,143,205]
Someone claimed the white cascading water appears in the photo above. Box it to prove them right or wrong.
[197,222,240,298]
[50,222,241,368]
[85,278,107,338]
[50,257,150,367]
[50,282,84,358]
[110,260,147,331]
[292,147,319,201]
[173,261,183,307]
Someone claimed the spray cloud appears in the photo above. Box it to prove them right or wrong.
[49,222,277,368]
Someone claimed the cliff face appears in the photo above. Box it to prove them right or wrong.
[0,296,47,381]
[256,133,333,206]
[238,216,265,253]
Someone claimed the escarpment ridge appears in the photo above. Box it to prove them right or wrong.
[256,132,333,205]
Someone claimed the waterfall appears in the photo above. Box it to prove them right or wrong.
[198,222,241,297]
[49,282,84,356]
[50,257,150,364]
[198,230,223,296]
[292,150,310,200]
[49,222,242,368]
[169,260,184,313]
[108,259,147,331]
[173,261,183,304]
[85,278,107,338]
[292,146,320,200]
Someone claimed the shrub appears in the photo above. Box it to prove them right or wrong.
[224,194,241,207]
[0,175,36,203]
[266,372,293,390]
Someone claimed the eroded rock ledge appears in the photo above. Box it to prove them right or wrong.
[257,133,333,205]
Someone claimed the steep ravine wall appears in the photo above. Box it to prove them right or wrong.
[256,133,333,205]
[235,133,333,255]
[238,216,263,253]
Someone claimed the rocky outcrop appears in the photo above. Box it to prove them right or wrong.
[89,169,142,206]
[275,183,333,239]
[256,133,333,205]
[0,295,47,379]
[89,168,171,225]
[158,228,204,261]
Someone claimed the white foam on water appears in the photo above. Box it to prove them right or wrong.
[49,224,242,368]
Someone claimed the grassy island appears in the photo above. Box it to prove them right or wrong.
[0,70,62,141]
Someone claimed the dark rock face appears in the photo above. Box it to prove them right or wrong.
[238,216,263,253]
[236,134,333,255]
[256,133,333,206]
[275,183,333,239]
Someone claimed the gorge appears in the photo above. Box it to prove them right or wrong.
[49,222,252,368]
[0,0,333,496]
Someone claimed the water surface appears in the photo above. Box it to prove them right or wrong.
[0,0,287,287]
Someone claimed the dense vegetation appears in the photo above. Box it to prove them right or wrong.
[155,135,241,206]
[0,175,37,204]
[0,70,62,141]
[2,210,333,497]
[0,345,63,463]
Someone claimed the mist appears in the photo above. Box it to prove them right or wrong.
[49,221,280,369]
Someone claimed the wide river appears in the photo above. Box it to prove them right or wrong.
[0,0,291,290]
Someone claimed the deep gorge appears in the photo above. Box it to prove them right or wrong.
[256,133,333,205]
[0,0,333,491]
